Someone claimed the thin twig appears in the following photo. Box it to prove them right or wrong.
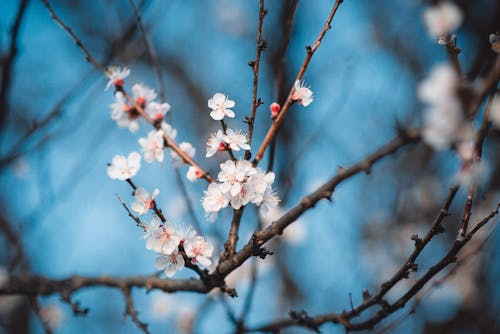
[122,286,150,334]
[245,0,267,160]
[252,0,344,166]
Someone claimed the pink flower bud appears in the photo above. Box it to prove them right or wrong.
[270,102,281,118]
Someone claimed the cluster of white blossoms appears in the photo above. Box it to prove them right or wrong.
[144,215,214,277]
[418,63,471,150]
[423,1,463,41]
[291,80,314,106]
[202,159,279,221]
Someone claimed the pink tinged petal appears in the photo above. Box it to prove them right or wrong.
[144,151,155,163]
[230,183,242,197]
[155,257,169,270]
[131,202,146,215]
[212,93,226,104]
[134,188,149,201]
[129,121,139,133]
[225,109,235,118]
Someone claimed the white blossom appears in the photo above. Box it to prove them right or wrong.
[223,129,251,151]
[206,130,226,158]
[201,183,229,222]
[490,33,500,53]
[170,142,196,165]
[156,251,185,278]
[139,130,165,163]
[131,187,159,215]
[202,160,280,220]
[132,83,157,108]
[146,101,171,121]
[184,236,214,267]
[490,94,500,128]
[110,92,139,132]
[144,216,181,255]
[105,66,130,90]
[423,2,463,39]
[161,121,178,140]
[186,166,202,182]
[418,64,466,150]
[208,93,236,120]
[107,152,141,180]
[291,80,314,106]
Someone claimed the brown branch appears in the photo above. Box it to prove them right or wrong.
[116,194,147,231]
[267,0,299,172]
[244,203,500,333]
[0,275,208,295]
[217,128,420,277]
[252,0,344,166]
[245,0,267,160]
[28,295,53,334]
[222,208,246,261]
[0,0,29,127]
[40,0,108,74]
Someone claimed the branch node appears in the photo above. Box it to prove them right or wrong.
[289,310,320,333]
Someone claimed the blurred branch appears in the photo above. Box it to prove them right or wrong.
[122,286,150,334]
[0,0,29,127]
[243,203,500,332]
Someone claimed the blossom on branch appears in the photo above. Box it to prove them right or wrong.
[223,129,251,152]
[291,80,314,106]
[156,251,185,278]
[139,130,165,163]
[423,2,463,39]
[105,66,130,91]
[144,216,181,255]
[132,83,157,108]
[208,93,236,120]
[186,166,203,182]
[110,92,139,133]
[107,152,141,180]
[146,101,171,122]
[201,159,280,220]
[206,130,226,157]
[170,142,196,165]
[131,187,160,215]
[161,121,178,140]
[183,236,214,267]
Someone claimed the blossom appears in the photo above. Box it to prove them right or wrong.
[139,130,165,163]
[270,102,281,118]
[223,129,251,151]
[170,142,196,165]
[417,64,459,106]
[208,93,236,120]
[418,64,466,150]
[201,183,229,221]
[156,251,185,278]
[423,2,463,39]
[110,92,139,132]
[490,94,500,127]
[144,216,181,255]
[291,80,313,106]
[202,159,280,220]
[161,121,178,140]
[186,166,203,182]
[107,152,141,180]
[218,160,256,197]
[146,101,171,121]
[206,130,226,157]
[105,66,130,90]
[132,83,157,108]
[259,187,280,215]
[131,187,159,215]
[184,236,214,267]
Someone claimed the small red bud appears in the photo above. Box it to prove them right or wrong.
[113,78,125,88]
[270,102,281,118]
[218,142,227,151]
